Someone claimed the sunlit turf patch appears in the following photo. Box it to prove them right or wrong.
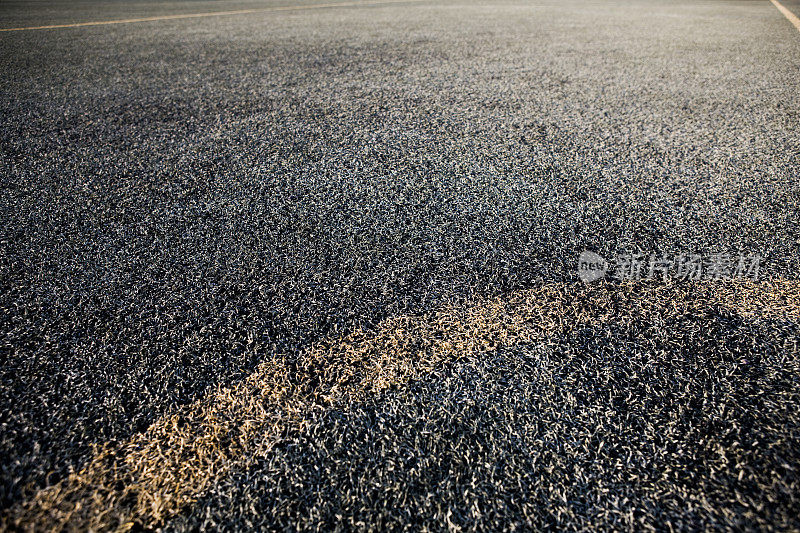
[714,280,800,322]
[3,280,798,531]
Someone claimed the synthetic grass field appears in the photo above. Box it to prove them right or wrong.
[1,0,800,530]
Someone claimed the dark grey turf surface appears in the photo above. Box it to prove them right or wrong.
[168,305,800,531]
[0,0,339,28]
[1,0,800,528]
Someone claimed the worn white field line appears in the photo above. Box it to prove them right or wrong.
[3,281,799,531]
[0,0,425,32]
[771,0,800,31]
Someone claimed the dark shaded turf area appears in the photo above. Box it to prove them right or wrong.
[169,301,800,531]
[1,0,799,528]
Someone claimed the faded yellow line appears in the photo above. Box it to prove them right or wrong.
[0,0,424,32]
[2,280,798,530]
[771,0,800,31]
